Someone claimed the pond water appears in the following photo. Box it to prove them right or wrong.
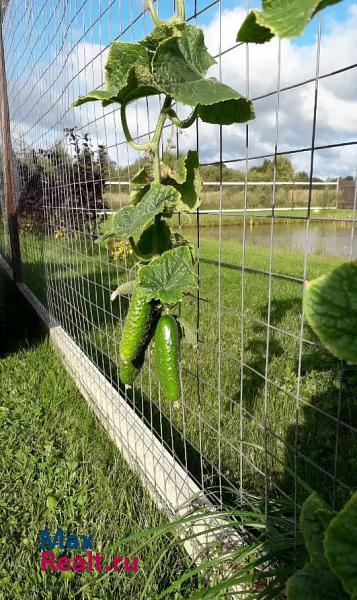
[199,221,357,258]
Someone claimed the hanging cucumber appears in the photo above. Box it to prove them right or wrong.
[119,283,154,364]
[155,314,181,402]
[120,337,151,386]
[120,359,140,386]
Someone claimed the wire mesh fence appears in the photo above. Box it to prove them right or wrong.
[0,0,356,536]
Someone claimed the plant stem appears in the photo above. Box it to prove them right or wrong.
[129,237,154,262]
[147,0,185,25]
[152,96,172,183]
[147,0,163,26]
[151,96,172,256]
[121,104,155,153]
[176,0,186,22]
[166,106,198,129]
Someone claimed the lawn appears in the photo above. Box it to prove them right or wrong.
[0,275,193,599]
[7,215,357,519]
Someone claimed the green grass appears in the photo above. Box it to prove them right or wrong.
[104,187,338,215]
[178,208,352,228]
[11,217,357,517]
[0,275,193,600]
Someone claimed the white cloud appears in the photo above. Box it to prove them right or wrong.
[195,4,357,177]
[9,3,357,178]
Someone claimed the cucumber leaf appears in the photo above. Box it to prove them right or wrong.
[286,565,347,600]
[236,11,274,44]
[301,493,335,567]
[162,151,203,212]
[153,26,254,125]
[286,493,346,600]
[130,164,153,205]
[303,262,357,364]
[136,220,173,256]
[105,42,151,90]
[72,90,119,108]
[101,183,180,240]
[237,0,343,44]
[73,41,159,107]
[138,246,196,305]
[325,492,357,598]
[140,23,186,51]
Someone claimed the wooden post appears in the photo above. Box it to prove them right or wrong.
[336,177,340,209]
[0,8,22,281]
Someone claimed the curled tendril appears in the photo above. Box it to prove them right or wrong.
[147,0,185,26]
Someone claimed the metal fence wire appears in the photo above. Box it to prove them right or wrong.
[0,0,356,533]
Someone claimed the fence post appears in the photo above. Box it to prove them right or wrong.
[336,177,340,209]
[0,8,22,282]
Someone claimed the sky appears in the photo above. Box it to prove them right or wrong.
[4,0,357,179]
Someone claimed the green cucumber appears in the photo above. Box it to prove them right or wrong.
[120,344,148,387]
[119,284,153,363]
[155,315,181,402]
[120,360,139,386]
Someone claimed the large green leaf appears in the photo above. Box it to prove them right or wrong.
[301,493,335,568]
[153,27,254,125]
[102,183,180,240]
[129,164,153,205]
[138,246,196,305]
[325,493,357,598]
[162,151,203,212]
[140,23,185,51]
[153,25,215,81]
[72,90,119,108]
[286,493,347,600]
[73,41,159,108]
[303,262,357,364]
[136,220,173,256]
[105,42,151,89]
[197,96,255,125]
[287,565,348,600]
[237,11,274,44]
[237,0,343,44]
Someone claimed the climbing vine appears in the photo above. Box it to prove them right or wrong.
[73,0,254,397]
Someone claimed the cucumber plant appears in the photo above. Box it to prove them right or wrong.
[286,491,357,599]
[237,0,344,44]
[236,0,356,367]
[73,0,254,399]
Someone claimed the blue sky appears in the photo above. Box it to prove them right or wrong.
[84,0,356,47]
[4,0,357,178]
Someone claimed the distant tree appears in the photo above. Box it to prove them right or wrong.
[249,156,295,181]
[297,170,309,181]
[17,131,108,233]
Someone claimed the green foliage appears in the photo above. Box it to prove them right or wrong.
[137,220,173,257]
[162,150,203,212]
[138,246,196,306]
[73,19,254,126]
[249,156,295,181]
[73,0,254,390]
[0,275,192,598]
[325,493,357,598]
[287,492,356,599]
[18,131,108,234]
[101,183,180,241]
[152,25,254,125]
[237,0,344,44]
[304,262,357,364]
[300,493,335,566]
